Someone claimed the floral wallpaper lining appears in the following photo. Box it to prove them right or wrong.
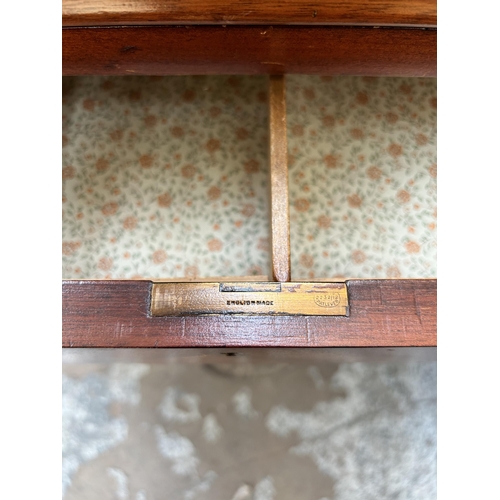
[62,75,436,280]
[62,76,270,280]
[287,75,437,279]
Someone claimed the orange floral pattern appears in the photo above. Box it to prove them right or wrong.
[63,75,436,280]
[62,76,270,279]
[287,75,436,279]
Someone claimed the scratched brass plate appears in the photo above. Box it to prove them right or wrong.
[150,282,348,317]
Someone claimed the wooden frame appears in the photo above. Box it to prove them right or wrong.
[63,279,436,349]
[63,26,436,78]
[62,2,437,359]
[63,0,437,28]
[62,0,436,78]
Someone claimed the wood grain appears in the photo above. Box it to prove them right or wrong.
[62,279,436,348]
[269,76,291,282]
[62,26,437,77]
[62,0,437,27]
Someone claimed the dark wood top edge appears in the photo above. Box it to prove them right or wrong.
[62,24,437,31]
[63,21,437,28]
[62,0,436,28]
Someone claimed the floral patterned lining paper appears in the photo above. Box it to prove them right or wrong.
[62,75,436,280]
[287,75,436,279]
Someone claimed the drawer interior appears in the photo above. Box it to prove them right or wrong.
[62,75,436,280]
[63,76,270,279]
[286,75,436,279]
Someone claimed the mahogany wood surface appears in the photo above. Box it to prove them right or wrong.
[62,279,436,348]
[269,75,291,282]
[62,26,437,77]
[62,0,436,28]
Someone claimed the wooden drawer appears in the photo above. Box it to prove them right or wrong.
[62,1,437,360]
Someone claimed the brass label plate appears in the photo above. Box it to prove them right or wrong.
[150,282,348,317]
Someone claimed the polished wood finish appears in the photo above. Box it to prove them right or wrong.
[62,279,436,348]
[63,0,436,28]
[62,12,437,356]
[269,75,291,281]
[62,26,437,77]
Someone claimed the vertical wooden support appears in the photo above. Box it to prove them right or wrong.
[269,75,291,282]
